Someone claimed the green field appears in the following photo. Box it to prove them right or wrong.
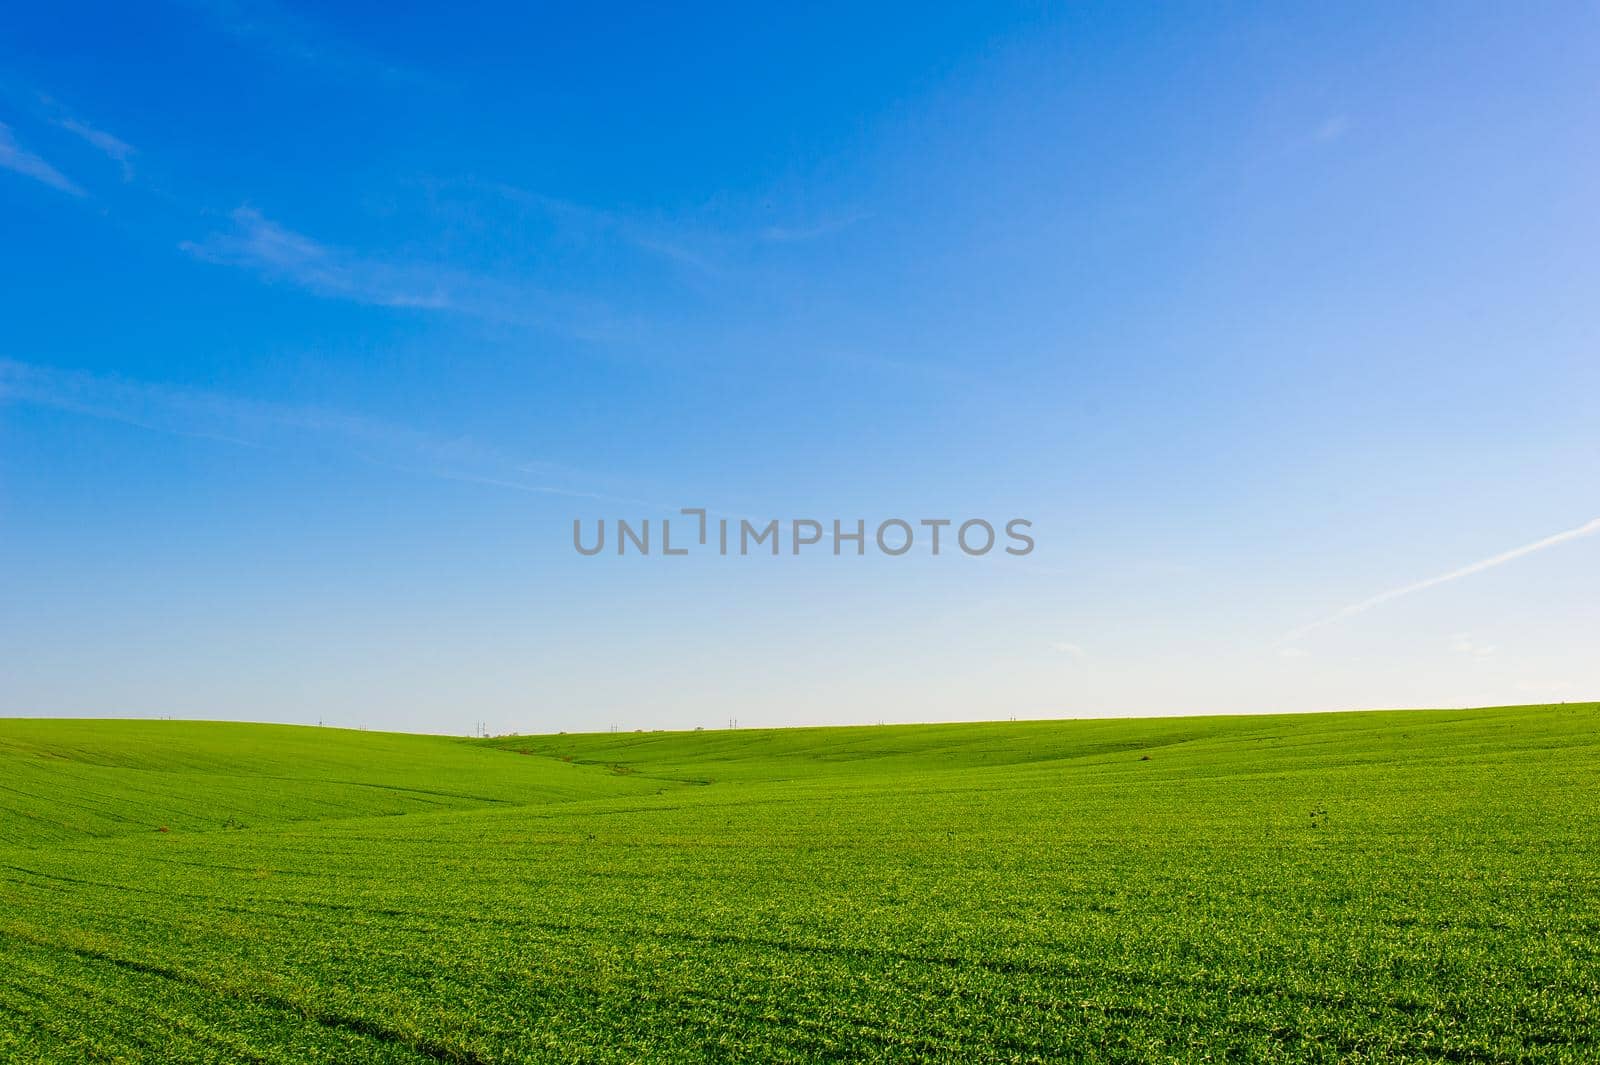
[2,705,1597,1062]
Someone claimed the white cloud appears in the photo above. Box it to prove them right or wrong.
[1049,641,1087,659]
[0,122,85,196]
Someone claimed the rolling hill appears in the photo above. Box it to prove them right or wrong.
[2,704,1597,1062]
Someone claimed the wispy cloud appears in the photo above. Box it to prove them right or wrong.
[55,116,135,180]
[176,0,427,86]
[492,184,867,278]
[182,207,452,309]
[180,207,620,336]
[758,213,870,244]
[492,186,723,276]
[1283,515,1600,644]
[32,92,137,180]
[1049,641,1087,659]
[1311,114,1351,144]
[0,122,85,196]
[0,358,661,508]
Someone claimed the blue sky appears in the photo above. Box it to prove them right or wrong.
[2,2,1597,733]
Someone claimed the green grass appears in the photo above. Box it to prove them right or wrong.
[2,704,1597,1062]
[0,719,660,845]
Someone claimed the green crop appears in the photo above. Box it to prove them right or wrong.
[2,704,1597,1062]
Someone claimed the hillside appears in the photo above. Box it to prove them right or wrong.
[481,703,1595,783]
[0,718,660,845]
[2,704,1598,1062]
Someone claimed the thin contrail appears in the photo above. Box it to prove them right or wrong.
[1283,515,1600,645]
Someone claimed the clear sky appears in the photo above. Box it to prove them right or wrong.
[2,3,1597,734]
